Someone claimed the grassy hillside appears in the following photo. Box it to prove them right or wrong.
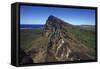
[20,28,42,50]
[20,28,48,63]
[70,27,95,56]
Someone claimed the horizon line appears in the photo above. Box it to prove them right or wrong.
[20,24,95,25]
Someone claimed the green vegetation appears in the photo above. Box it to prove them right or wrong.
[20,28,48,63]
[71,28,95,49]
[20,28,42,50]
[70,27,95,56]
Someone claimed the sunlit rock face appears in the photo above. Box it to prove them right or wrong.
[43,15,71,62]
[43,15,94,62]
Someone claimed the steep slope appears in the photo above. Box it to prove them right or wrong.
[43,15,95,62]
[22,15,95,63]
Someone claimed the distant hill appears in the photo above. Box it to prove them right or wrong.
[75,25,95,31]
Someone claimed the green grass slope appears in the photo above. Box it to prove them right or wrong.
[70,27,95,56]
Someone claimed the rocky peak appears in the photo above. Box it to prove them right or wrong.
[43,15,72,62]
[46,15,66,27]
[42,15,94,62]
[47,15,62,23]
[43,15,68,37]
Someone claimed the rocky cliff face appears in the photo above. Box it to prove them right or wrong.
[43,15,94,62]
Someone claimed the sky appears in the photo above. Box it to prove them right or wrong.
[20,5,96,25]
